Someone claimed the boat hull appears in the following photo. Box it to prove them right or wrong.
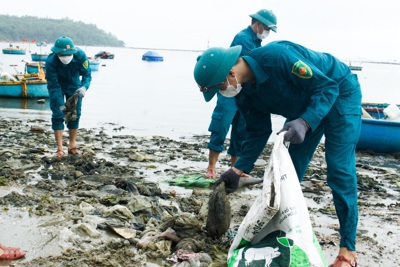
[26,63,46,74]
[95,51,114,59]
[89,60,100,71]
[356,103,400,153]
[0,79,48,98]
[31,53,48,61]
[26,62,46,74]
[2,48,27,55]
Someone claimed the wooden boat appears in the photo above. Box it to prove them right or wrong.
[0,73,48,98]
[2,47,27,55]
[356,103,400,153]
[31,53,48,61]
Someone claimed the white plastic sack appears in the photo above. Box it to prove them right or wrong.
[228,132,327,267]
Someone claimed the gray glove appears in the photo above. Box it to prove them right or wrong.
[278,118,309,144]
[215,168,241,194]
[76,86,86,98]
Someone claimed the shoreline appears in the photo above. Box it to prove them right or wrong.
[0,116,399,267]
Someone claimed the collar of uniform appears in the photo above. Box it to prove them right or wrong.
[242,55,269,84]
[246,26,262,45]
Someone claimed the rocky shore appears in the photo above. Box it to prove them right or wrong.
[0,117,399,267]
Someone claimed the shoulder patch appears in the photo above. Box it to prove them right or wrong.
[82,60,89,69]
[291,60,312,79]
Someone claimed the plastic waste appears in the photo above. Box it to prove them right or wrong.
[383,103,400,121]
[167,173,215,188]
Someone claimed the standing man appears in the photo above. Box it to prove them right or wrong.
[204,9,277,179]
[46,36,92,159]
[194,41,361,267]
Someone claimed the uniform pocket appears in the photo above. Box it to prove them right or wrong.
[211,111,223,120]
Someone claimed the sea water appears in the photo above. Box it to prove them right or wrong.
[1,42,399,141]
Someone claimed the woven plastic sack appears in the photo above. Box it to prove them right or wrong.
[167,173,215,188]
[228,132,327,267]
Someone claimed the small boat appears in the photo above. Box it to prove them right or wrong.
[142,51,163,62]
[350,65,363,71]
[2,47,27,55]
[25,61,46,74]
[357,103,400,153]
[348,61,363,71]
[31,53,48,61]
[95,51,114,59]
[0,73,48,98]
[36,41,48,47]
[89,58,100,71]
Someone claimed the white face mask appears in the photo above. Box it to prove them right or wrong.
[220,76,242,97]
[58,55,73,65]
[257,25,270,40]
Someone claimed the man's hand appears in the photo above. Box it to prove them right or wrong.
[215,168,241,194]
[76,86,86,98]
[277,118,310,144]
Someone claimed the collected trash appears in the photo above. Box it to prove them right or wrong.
[205,181,231,237]
[383,103,400,121]
[64,93,79,123]
[167,173,216,188]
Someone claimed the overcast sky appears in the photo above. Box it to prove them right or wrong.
[2,0,399,61]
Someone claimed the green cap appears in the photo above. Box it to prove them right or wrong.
[194,46,242,102]
[250,9,277,32]
[51,36,77,55]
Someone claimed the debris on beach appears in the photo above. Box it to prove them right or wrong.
[0,117,399,267]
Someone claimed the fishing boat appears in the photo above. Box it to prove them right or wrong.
[89,58,100,71]
[348,61,363,71]
[2,47,27,55]
[142,51,163,62]
[36,41,48,47]
[357,103,400,153]
[25,61,46,74]
[0,73,48,98]
[350,65,362,71]
[31,53,48,61]
[95,51,114,59]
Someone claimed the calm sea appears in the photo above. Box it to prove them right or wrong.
[1,42,399,141]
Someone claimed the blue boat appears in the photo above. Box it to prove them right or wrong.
[142,51,163,62]
[89,58,100,71]
[31,53,48,61]
[357,103,400,153]
[36,41,48,47]
[0,74,48,98]
[2,47,27,55]
[25,62,46,74]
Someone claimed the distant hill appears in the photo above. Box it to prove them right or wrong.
[0,15,125,47]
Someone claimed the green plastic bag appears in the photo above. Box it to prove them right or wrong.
[167,173,216,188]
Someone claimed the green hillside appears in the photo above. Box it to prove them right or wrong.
[0,14,125,47]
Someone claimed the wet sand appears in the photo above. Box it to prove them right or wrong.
[0,116,399,267]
